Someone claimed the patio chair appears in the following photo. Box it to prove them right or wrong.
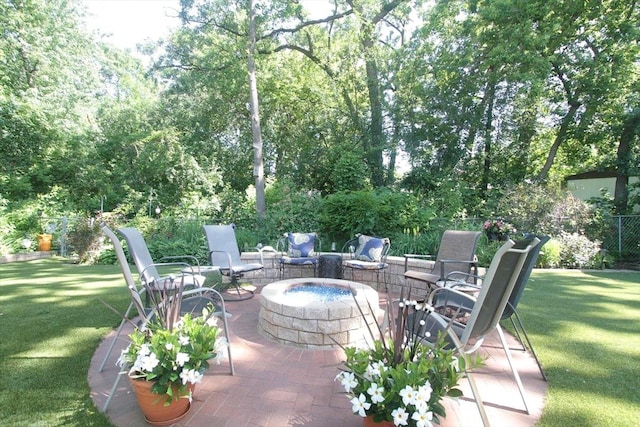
[277,232,321,279]
[406,238,539,425]
[118,227,205,290]
[501,235,550,380]
[203,224,263,301]
[342,234,391,292]
[99,225,234,412]
[437,234,549,380]
[404,230,481,291]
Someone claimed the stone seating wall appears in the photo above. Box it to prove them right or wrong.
[238,252,439,296]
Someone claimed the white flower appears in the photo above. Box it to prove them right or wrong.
[414,382,432,409]
[350,393,371,417]
[165,343,174,351]
[176,352,190,367]
[338,371,357,393]
[366,360,386,378]
[178,335,190,346]
[399,385,417,406]
[411,408,434,427]
[391,407,409,425]
[139,343,151,357]
[116,345,131,368]
[206,316,219,327]
[367,382,385,404]
[137,352,159,372]
[180,368,204,385]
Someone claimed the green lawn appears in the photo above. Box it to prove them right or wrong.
[0,259,638,426]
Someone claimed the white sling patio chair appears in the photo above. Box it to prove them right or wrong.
[406,238,538,426]
[99,225,234,412]
[118,227,205,290]
[203,224,263,301]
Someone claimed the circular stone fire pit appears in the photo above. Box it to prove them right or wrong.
[258,278,381,349]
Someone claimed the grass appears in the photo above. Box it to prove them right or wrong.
[519,269,640,426]
[0,259,639,426]
[0,259,128,427]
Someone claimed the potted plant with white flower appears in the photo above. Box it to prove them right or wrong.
[335,290,478,427]
[117,279,228,425]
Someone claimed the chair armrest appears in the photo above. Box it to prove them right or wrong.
[208,249,234,270]
[141,262,197,284]
[443,269,482,284]
[437,259,478,282]
[403,254,434,271]
[159,255,200,269]
[427,286,477,306]
[256,244,276,265]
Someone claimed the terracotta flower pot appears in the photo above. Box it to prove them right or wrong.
[37,234,52,251]
[363,415,394,427]
[129,378,193,426]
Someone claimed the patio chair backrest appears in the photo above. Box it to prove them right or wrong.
[118,227,161,286]
[460,238,538,344]
[436,230,481,277]
[502,235,550,320]
[101,224,146,318]
[203,224,243,268]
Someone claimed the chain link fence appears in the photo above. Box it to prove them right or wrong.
[600,215,640,262]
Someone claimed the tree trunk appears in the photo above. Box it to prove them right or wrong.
[536,102,580,182]
[614,109,640,214]
[363,47,385,187]
[248,0,265,218]
[480,78,496,200]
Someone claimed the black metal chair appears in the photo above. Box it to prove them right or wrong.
[342,234,391,291]
[276,232,321,278]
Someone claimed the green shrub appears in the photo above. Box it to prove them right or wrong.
[495,184,600,237]
[388,228,441,257]
[262,180,323,246]
[66,216,103,263]
[557,232,601,268]
[318,189,434,245]
[538,238,561,268]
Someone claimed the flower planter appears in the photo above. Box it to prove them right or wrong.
[37,234,52,251]
[363,415,394,427]
[129,377,193,426]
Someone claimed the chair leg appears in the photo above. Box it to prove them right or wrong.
[222,274,254,301]
[98,302,132,372]
[448,334,490,426]
[465,368,491,427]
[509,310,547,381]
[103,369,123,412]
[496,324,530,414]
[215,296,235,375]
[378,269,388,292]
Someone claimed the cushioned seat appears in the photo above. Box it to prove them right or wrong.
[342,234,390,291]
[278,232,320,278]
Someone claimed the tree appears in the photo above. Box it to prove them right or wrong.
[248,0,265,217]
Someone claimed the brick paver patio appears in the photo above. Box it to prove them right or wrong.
[89,289,547,427]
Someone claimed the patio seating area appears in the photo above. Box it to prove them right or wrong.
[89,287,548,426]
